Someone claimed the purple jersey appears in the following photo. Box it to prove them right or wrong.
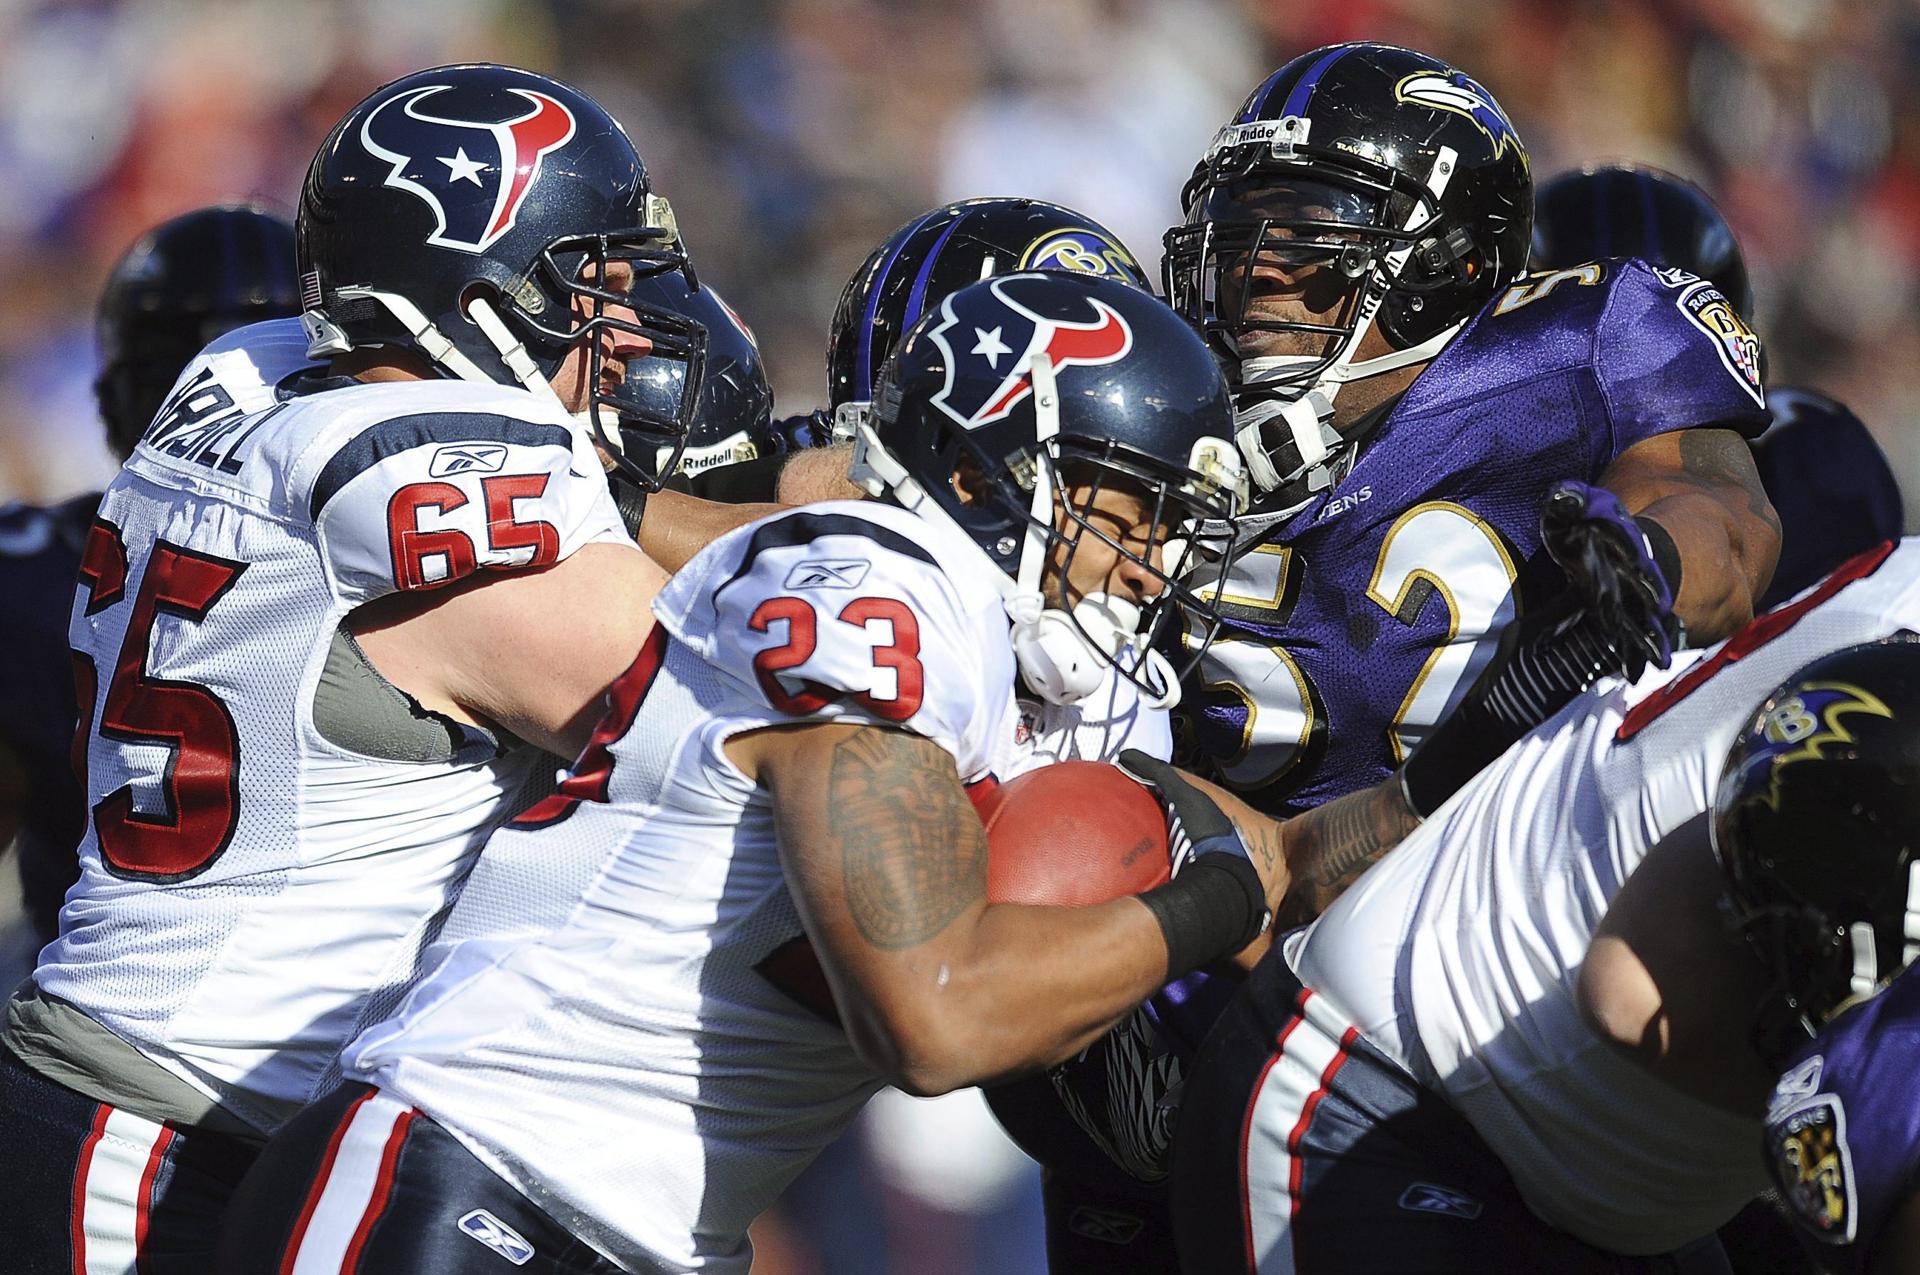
[1184,257,1769,813]
[0,493,97,937]
[1765,964,1920,1272]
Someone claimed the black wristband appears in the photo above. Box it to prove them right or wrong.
[1136,853,1267,978]
[610,479,650,539]
[1634,515,1683,600]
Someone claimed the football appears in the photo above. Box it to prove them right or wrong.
[982,760,1171,907]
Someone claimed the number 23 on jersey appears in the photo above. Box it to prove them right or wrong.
[750,595,926,721]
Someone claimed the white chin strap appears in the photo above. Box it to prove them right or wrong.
[1005,351,1106,705]
[302,288,572,418]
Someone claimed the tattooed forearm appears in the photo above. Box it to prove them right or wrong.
[828,728,987,949]
[1273,781,1421,928]
[1678,428,1781,538]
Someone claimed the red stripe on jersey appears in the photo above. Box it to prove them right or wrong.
[512,623,670,828]
[133,1123,177,1274]
[1287,1024,1360,1217]
[340,1108,417,1274]
[70,1103,112,1275]
[1616,540,1894,740]
[279,1089,378,1275]
[1239,987,1312,1270]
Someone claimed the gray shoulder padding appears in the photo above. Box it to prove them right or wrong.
[314,626,503,764]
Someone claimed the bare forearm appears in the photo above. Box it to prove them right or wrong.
[637,488,781,574]
[1272,780,1421,928]
[1632,486,1764,641]
[776,444,863,505]
[763,725,1168,1094]
[902,898,1169,1091]
[1603,428,1781,644]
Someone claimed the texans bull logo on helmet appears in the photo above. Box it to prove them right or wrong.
[927,276,1134,430]
[360,85,578,254]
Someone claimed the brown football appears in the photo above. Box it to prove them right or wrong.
[983,760,1170,906]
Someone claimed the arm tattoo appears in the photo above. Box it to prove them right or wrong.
[1273,782,1422,929]
[1679,428,1781,538]
[828,728,987,949]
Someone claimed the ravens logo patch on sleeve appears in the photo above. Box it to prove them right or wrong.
[1768,1093,1858,1244]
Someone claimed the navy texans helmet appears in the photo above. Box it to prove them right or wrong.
[1165,44,1530,494]
[620,277,772,483]
[296,63,707,491]
[855,272,1247,706]
[826,198,1150,444]
[1532,163,1753,320]
[1714,634,1920,1060]
[96,204,300,459]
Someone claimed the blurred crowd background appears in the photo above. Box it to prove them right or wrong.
[3,0,1918,1270]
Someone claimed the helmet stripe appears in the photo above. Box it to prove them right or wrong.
[855,207,945,401]
[1279,45,1356,119]
[903,216,967,336]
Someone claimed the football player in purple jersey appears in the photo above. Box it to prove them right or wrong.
[1163,42,1779,823]
[1020,43,1781,1272]
[1532,162,1903,612]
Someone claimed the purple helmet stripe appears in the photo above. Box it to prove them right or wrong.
[902,216,967,337]
[1241,67,1290,123]
[856,207,945,401]
[1280,44,1357,119]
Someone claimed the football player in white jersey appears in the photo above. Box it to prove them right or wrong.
[0,64,744,1275]
[208,272,1279,1275]
[1164,540,1911,1273]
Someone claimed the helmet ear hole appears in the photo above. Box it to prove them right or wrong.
[456,280,500,324]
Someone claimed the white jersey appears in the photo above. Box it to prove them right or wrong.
[345,501,1165,1274]
[35,319,630,1133]
[1282,539,1914,1253]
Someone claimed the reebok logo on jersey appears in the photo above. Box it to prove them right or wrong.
[1066,1204,1145,1245]
[784,559,870,590]
[457,1209,535,1265]
[1769,1054,1826,1121]
[1397,1182,1484,1220]
[430,443,510,476]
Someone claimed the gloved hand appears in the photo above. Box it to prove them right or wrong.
[1539,480,1680,680]
[1116,751,1271,970]
[1117,751,1265,889]
[769,410,835,455]
[1399,482,1683,817]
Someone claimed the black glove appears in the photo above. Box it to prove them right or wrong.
[1116,751,1270,974]
[1538,480,1681,676]
[770,410,835,454]
[1399,482,1682,817]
